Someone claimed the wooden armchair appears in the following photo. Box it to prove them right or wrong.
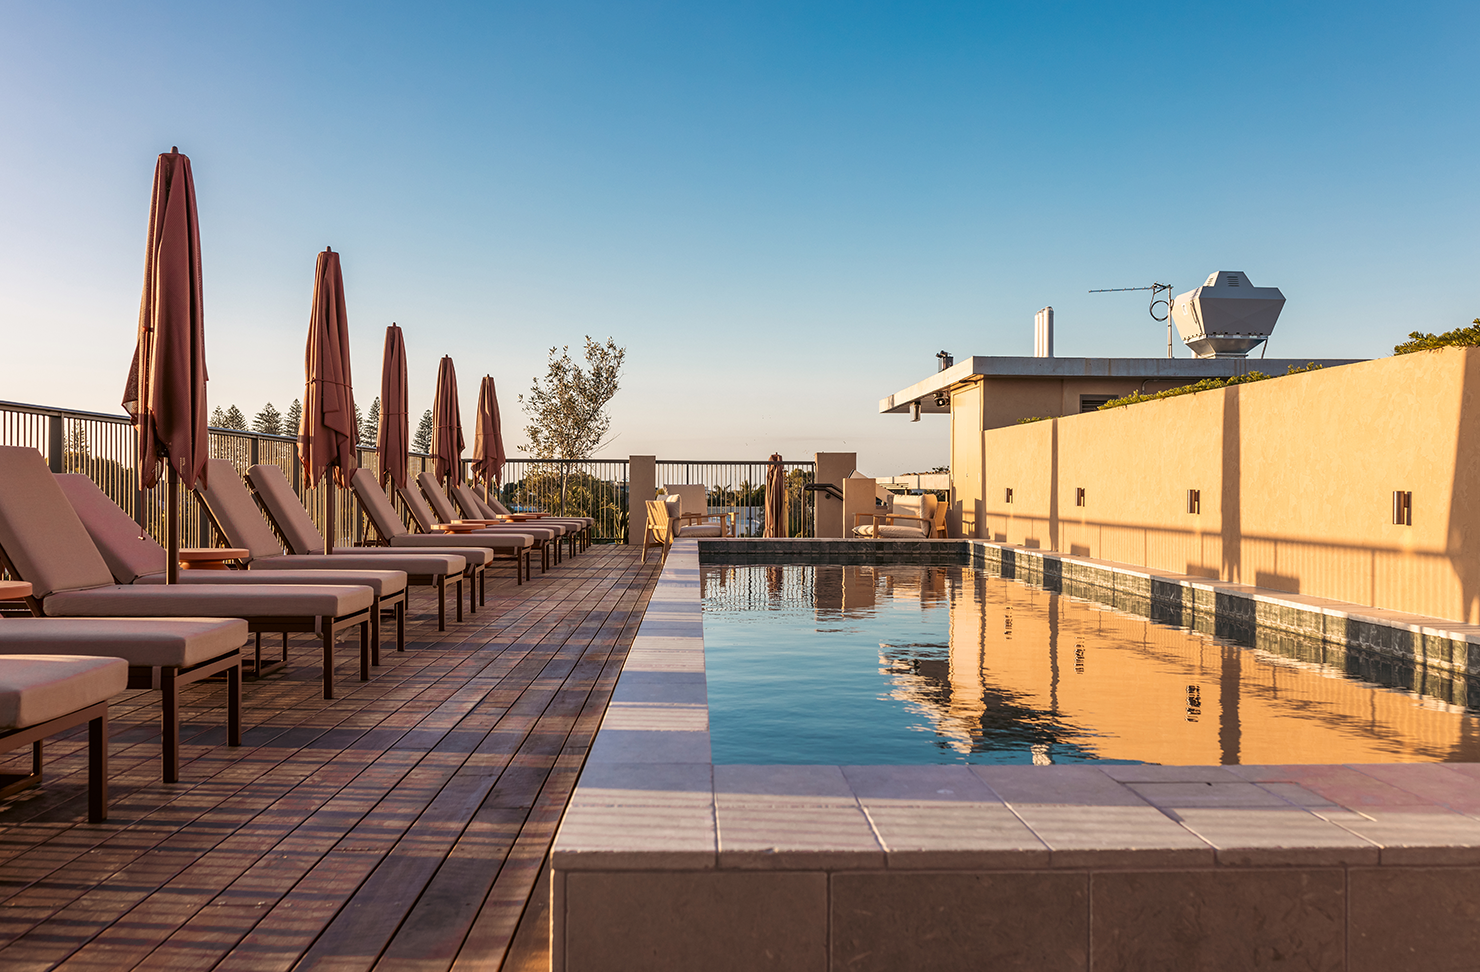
[643,497,733,562]
[851,493,946,539]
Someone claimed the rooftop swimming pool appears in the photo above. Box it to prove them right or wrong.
[701,563,1480,765]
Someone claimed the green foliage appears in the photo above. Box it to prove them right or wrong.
[361,397,380,448]
[252,402,283,436]
[210,405,248,430]
[1097,363,1324,411]
[519,336,626,514]
[284,399,302,436]
[1016,416,1051,425]
[412,409,434,454]
[503,467,627,539]
[1393,320,1480,355]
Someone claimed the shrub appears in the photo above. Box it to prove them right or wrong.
[1394,320,1480,355]
[1096,363,1323,411]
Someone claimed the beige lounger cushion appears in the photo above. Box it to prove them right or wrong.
[397,484,441,533]
[55,474,165,583]
[0,446,120,598]
[673,524,723,538]
[0,655,127,730]
[136,567,408,597]
[417,473,464,523]
[852,524,930,539]
[382,537,515,559]
[350,469,415,541]
[247,465,329,555]
[43,583,374,619]
[197,458,293,560]
[251,554,464,582]
[0,618,247,668]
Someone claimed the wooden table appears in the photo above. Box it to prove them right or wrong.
[432,522,482,534]
[178,547,250,570]
[0,580,33,601]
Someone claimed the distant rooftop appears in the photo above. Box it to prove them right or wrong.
[879,354,1366,415]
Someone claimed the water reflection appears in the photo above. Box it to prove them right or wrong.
[700,563,1480,765]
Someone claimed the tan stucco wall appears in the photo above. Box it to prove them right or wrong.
[957,347,1480,624]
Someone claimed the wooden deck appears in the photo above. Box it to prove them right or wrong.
[0,544,662,971]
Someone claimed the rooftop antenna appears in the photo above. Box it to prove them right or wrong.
[1089,283,1175,357]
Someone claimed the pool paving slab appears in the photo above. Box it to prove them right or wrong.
[552,539,1480,971]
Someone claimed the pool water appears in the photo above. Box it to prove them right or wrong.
[700,564,1480,765]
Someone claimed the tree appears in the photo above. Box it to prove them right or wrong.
[211,405,247,430]
[361,397,380,448]
[252,402,283,436]
[353,403,363,446]
[412,409,434,454]
[284,399,302,435]
[520,336,626,514]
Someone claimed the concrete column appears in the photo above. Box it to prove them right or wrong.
[813,451,856,538]
[628,455,656,545]
[842,476,877,538]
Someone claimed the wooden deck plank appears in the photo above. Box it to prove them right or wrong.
[0,545,660,972]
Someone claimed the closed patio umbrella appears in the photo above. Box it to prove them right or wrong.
[431,356,464,490]
[122,147,208,584]
[378,323,409,490]
[763,453,786,538]
[299,246,358,554]
[470,375,506,501]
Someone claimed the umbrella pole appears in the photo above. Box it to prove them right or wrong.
[325,476,337,555]
[167,467,180,584]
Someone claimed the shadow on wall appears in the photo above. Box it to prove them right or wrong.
[1448,351,1480,625]
[1222,387,1241,586]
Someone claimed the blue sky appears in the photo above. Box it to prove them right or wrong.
[1,1,1475,473]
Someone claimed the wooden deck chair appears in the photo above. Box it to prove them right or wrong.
[0,446,374,701]
[240,463,480,630]
[59,472,406,670]
[347,470,536,587]
[0,655,125,822]
[0,618,244,783]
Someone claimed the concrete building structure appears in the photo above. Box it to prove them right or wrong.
[884,346,1480,625]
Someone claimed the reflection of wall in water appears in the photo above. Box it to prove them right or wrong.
[911,575,1480,764]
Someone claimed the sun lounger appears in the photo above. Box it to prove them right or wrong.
[0,618,244,783]
[481,489,594,549]
[0,446,375,700]
[393,480,547,574]
[194,459,466,632]
[244,462,487,622]
[346,470,538,584]
[432,479,565,568]
[58,473,409,662]
[0,654,125,822]
[464,481,594,542]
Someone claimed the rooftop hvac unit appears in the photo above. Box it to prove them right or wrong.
[1170,271,1285,358]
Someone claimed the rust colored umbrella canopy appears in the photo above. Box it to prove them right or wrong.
[763,453,786,538]
[299,247,358,553]
[432,356,465,488]
[123,148,208,490]
[378,323,409,490]
[470,375,506,490]
[122,148,209,584]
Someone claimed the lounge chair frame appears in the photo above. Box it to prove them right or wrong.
[0,701,108,823]
[242,477,470,631]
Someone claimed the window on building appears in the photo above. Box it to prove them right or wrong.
[1393,490,1412,526]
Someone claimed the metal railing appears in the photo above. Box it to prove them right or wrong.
[488,458,631,543]
[656,460,816,538]
[0,400,438,552]
[0,400,817,550]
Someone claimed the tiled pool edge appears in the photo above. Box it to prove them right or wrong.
[552,539,1480,971]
